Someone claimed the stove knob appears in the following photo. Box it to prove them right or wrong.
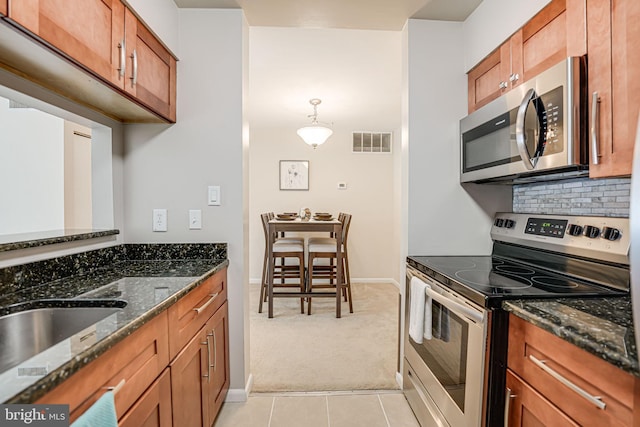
[602,227,621,241]
[567,224,583,236]
[504,219,515,229]
[584,225,601,238]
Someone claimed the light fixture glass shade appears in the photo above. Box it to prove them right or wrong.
[297,125,333,148]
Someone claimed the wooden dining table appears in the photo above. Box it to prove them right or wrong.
[266,217,344,318]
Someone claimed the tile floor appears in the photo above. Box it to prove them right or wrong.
[213,391,420,427]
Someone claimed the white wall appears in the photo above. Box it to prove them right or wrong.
[249,27,402,285]
[0,68,123,269]
[404,19,512,257]
[125,0,180,56]
[0,98,64,234]
[250,128,399,282]
[462,0,551,71]
[123,9,249,397]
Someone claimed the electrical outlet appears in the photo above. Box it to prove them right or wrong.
[153,209,167,232]
[189,209,202,229]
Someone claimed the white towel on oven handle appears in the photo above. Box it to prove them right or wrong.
[409,276,433,343]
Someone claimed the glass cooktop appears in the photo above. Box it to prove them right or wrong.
[407,255,628,309]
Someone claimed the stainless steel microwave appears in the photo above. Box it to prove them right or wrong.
[460,57,588,183]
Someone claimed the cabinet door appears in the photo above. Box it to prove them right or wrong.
[8,0,125,88]
[587,0,640,177]
[119,368,172,427]
[206,302,229,424]
[170,326,208,427]
[124,7,176,122]
[505,370,579,427]
[467,45,509,113]
[0,2,7,16]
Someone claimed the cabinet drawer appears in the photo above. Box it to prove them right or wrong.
[508,314,633,426]
[168,269,227,360]
[506,369,578,426]
[37,311,170,423]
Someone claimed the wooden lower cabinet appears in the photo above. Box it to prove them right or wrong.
[171,301,229,427]
[507,314,634,427]
[36,311,170,424]
[119,368,172,427]
[505,370,578,427]
[37,267,229,427]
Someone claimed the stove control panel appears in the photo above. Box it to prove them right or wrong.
[491,213,629,265]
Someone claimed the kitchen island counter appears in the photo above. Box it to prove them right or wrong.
[503,297,638,377]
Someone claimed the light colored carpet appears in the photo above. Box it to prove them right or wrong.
[250,282,400,392]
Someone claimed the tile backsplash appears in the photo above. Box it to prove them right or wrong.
[513,177,631,217]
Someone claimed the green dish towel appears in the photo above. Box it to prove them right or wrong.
[71,391,118,427]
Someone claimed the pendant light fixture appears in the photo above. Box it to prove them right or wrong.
[297,98,333,149]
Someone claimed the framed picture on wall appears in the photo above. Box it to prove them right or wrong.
[279,160,309,190]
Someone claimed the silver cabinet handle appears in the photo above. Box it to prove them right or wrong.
[208,331,217,369]
[504,387,516,427]
[591,92,601,165]
[201,339,210,382]
[499,81,508,90]
[529,355,606,410]
[193,293,219,314]
[118,40,125,78]
[130,49,138,86]
[510,73,519,83]
[515,88,537,170]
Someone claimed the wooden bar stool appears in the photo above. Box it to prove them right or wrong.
[259,213,306,314]
[306,213,353,315]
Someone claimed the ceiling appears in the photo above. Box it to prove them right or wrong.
[173,0,482,30]
[172,0,482,134]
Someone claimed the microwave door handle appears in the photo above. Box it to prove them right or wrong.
[515,88,537,170]
[425,287,483,323]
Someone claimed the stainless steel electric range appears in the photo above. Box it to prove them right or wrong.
[404,212,630,427]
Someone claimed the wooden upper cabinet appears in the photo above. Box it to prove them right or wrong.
[587,0,640,177]
[124,8,176,122]
[0,1,7,16]
[467,0,586,113]
[4,0,176,122]
[7,0,126,88]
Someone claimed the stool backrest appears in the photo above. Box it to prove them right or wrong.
[339,213,352,245]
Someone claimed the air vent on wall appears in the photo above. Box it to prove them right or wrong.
[352,132,392,153]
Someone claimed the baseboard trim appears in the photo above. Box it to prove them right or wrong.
[395,371,403,389]
[225,374,254,402]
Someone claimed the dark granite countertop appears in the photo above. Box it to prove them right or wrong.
[0,229,120,253]
[503,296,639,377]
[0,257,229,404]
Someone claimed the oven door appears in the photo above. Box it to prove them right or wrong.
[404,267,487,427]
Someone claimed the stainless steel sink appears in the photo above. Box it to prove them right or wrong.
[0,306,122,373]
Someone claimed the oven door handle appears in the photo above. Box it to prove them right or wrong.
[425,287,483,323]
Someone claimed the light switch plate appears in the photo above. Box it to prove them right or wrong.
[208,186,221,206]
[189,209,202,229]
[153,209,167,232]
[337,182,348,190]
